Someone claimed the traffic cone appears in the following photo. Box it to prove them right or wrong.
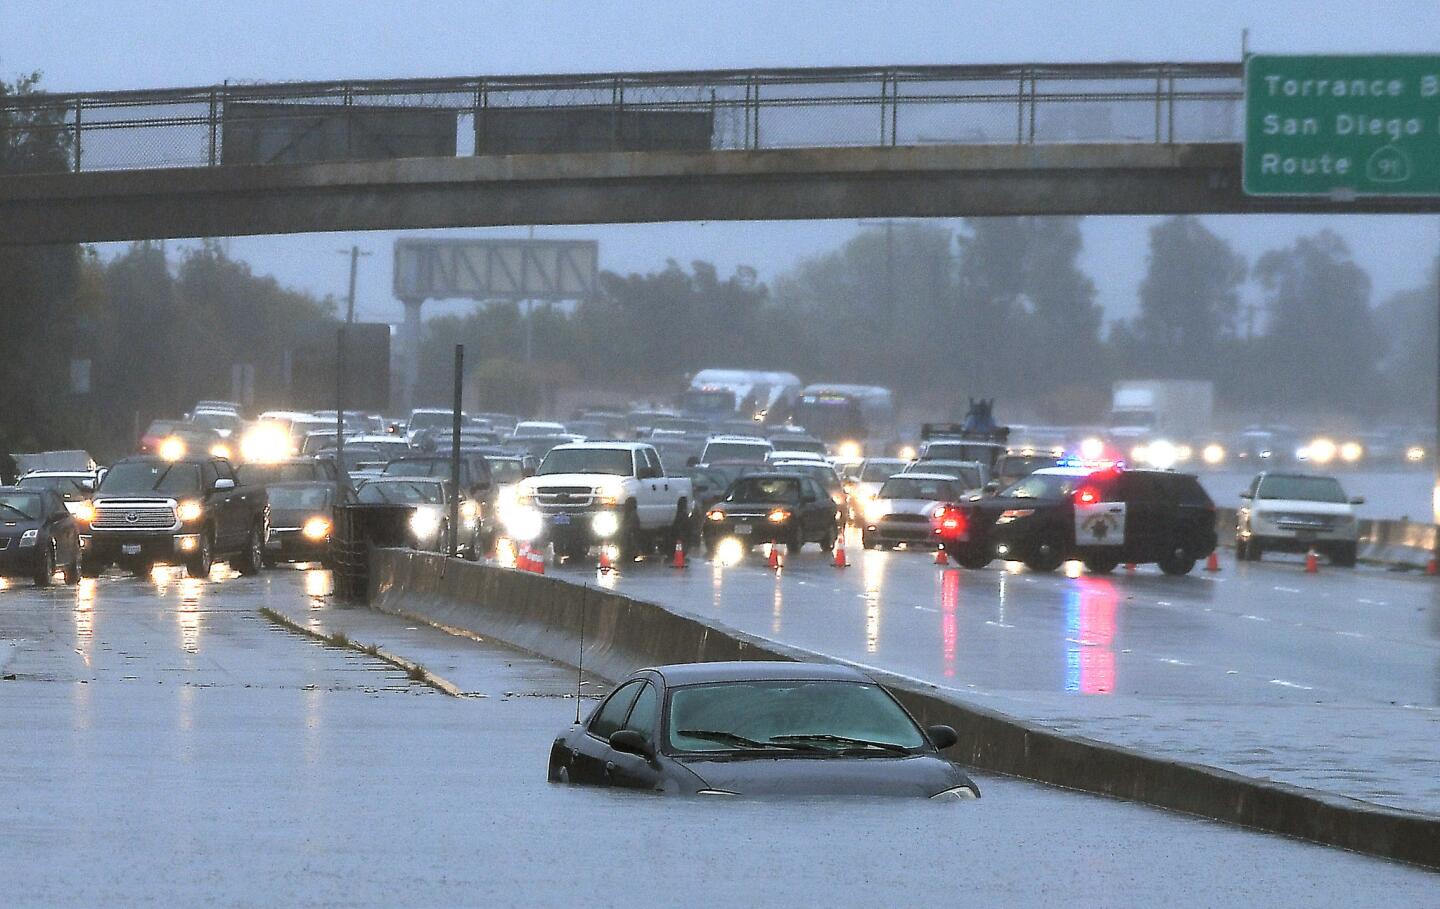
[1426,556,1438,577]
[934,546,949,566]
[1125,563,1137,573]
[516,544,532,571]
[1205,551,1221,572]
[832,539,849,568]
[598,546,613,573]
[1305,548,1319,574]
[767,544,782,571]
[671,540,687,569]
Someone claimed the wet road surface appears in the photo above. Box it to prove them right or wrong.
[2,564,1436,905]
[556,532,1440,813]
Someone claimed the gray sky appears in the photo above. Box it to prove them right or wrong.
[5,0,1439,324]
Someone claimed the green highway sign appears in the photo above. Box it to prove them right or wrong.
[1244,54,1440,196]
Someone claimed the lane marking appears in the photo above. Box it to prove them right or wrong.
[1158,658,1193,666]
[1272,586,1302,594]
[1242,614,1270,622]
[1268,678,1313,690]
[913,605,938,613]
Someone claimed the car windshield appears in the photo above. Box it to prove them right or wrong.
[410,412,458,432]
[0,492,43,520]
[879,477,961,500]
[667,680,924,754]
[705,442,770,463]
[537,448,633,476]
[237,463,320,486]
[100,461,203,496]
[859,461,904,482]
[489,460,525,484]
[1257,475,1348,503]
[17,476,90,500]
[996,455,1060,483]
[384,459,448,478]
[268,485,333,510]
[192,412,242,432]
[774,464,841,492]
[1000,473,1082,499]
[923,442,996,462]
[356,481,443,505]
[727,477,801,503]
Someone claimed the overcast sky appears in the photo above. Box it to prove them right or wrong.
[5,0,1439,324]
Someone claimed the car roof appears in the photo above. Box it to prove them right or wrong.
[886,472,961,482]
[1032,466,1095,477]
[707,435,772,444]
[649,661,871,685]
[550,441,646,451]
[19,470,93,478]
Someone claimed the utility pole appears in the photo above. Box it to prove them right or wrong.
[334,246,371,490]
[338,245,372,325]
[858,219,899,307]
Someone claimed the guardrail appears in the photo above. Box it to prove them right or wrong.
[1,62,1243,174]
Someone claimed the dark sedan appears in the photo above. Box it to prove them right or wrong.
[0,487,81,587]
[701,473,839,556]
[263,481,343,566]
[549,662,979,800]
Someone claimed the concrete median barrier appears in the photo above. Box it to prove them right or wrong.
[370,548,1440,869]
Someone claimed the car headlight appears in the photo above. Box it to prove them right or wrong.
[514,490,535,507]
[504,506,543,542]
[19,529,39,547]
[209,443,232,460]
[696,788,740,797]
[302,517,331,541]
[73,501,95,523]
[1406,445,1426,463]
[837,440,863,460]
[863,500,888,523]
[594,482,625,506]
[592,510,620,538]
[177,500,203,522]
[1202,443,1225,465]
[460,500,479,522]
[410,510,440,537]
[706,509,726,522]
[930,785,980,801]
[158,436,187,461]
[1339,441,1363,463]
[767,509,790,524]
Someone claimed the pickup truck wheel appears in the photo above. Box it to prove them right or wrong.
[32,540,55,588]
[819,523,837,552]
[235,523,264,576]
[62,548,81,586]
[786,525,804,555]
[185,530,213,579]
[617,507,642,563]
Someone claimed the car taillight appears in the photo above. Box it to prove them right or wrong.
[933,505,967,536]
[1075,485,1101,506]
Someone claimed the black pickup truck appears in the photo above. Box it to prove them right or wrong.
[82,455,269,578]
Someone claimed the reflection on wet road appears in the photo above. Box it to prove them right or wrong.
[1,563,1436,905]
[557,530,1440,812]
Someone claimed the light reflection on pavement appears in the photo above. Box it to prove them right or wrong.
[560,529,1440,813]
[1,564,1436,905]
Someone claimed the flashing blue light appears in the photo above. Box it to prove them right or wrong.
[1056,457,1083,468]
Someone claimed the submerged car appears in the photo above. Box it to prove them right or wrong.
[548,662,978,799]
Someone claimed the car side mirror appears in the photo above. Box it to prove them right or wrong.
[982,482,999,494]
[1239,491,1252,499]
[213,478,236,491]
[926,724,959,750]
[686,456,699,467]
[608,729,654,760]
[1350,496,1365,505]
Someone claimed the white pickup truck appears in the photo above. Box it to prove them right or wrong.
[506,442,692,562]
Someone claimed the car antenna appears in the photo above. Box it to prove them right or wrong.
[575,583,587,724]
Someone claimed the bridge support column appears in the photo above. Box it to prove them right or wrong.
[397,297,426,413]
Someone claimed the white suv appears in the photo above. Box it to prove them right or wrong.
[1236,472,1362,567]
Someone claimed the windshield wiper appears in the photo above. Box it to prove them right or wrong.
[150,463,176,491]
[770,734,914,755]
[0,503,35,521]
[677,729,823,752]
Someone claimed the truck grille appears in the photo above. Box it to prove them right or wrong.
[92,501,178,531]
[1273,514,1334,532]
[535,486,596,509]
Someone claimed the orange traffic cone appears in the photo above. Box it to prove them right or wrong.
[598,546,613,573]
[766,544,782,571]
[1305,548,1319,574]
[1206,551,1221,572]
[832,539,849,568]
[1427,556,1438,576]
[671,540,687,569]
[934,546,949,566]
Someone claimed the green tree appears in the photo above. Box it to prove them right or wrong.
[1132,216,1247,379]
[1374,255,1437,418]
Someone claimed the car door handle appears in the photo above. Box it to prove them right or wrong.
[605,761,616,772]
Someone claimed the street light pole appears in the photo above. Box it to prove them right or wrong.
[334,246,371,492]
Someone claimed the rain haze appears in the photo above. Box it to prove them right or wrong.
[3,3,1440,907]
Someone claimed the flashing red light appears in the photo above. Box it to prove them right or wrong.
[1075,485,1101,506]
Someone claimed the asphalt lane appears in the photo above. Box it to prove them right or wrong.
[2,565,1437,906]
[558,532,1440,813]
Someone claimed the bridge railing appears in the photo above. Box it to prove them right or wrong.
[1,63,1242,174]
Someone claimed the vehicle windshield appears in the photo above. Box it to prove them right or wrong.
[1000,473,1084,500]
[923,442,996,462]
[537,448,633,476]
[1257,475,1348,503]
[192,411,242,432]
[0,492,43,521]
[666,680,924,754]
[773,464,841,493]
[879,477,962,500]
[995,455,1061,484]
[17,475,91,500]
[489,460,525,484]
[680,389,737,417]
[318,447,380,471]
[237,462,321,486]
[356,480,444,505]
[776,438,827,455]
[100,461,204,496]
[859,460,905,483]
[727,476,801,503]
[268,485,333,510]
[384,459,449,478]
[704,442,770,463]
[912,463,982,489]
[409,412,459,432]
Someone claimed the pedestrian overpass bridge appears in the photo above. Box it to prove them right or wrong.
[3,62,1435,245]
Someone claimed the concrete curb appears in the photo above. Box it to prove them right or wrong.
[369,548,1440,870]
[257,606,463,698]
